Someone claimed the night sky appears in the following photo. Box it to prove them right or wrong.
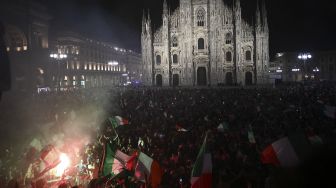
[47,0,336,57]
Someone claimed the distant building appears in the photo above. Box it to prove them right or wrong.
[0,0,52,92]
[50,32,141,90]
[1,0,141,92]
[270,51,336,82]
[141,0,269,86]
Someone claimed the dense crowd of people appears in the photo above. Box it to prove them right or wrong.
[105,83,336,188]
[1,82,336,187]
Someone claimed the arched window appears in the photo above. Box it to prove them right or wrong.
[246,50,252,61]
[156,55,161,65]
[226,51,232,62]
[198,38,205,50]
[196,8,205,27]
[172,37,178,47]
[225,33,232,44]
[173,54,178,64]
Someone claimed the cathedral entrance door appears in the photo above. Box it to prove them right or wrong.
[173,74,179,87]
[226,72,233,86]
[156,74,162,86]
[245,72,253,85]
[197,67,207,86]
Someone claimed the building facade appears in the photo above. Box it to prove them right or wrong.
[141,0,269,86]
[1,0,142,92]
[50,32,141,90]
[0,0,52,92]
[270,51,336,82]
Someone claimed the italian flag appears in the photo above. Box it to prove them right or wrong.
[134,152,163,188]
[109,116,129,128]
[261,133,311,167]
[190,133,212,188]
[100,143,131,177]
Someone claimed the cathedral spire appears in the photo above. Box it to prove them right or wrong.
[234,0,241,11]
[262,0,268,32]
[255,0,261,29]
[147,9,151,25]
[146,9,152,35]
[142,9,146,34]
[163,0,168,15]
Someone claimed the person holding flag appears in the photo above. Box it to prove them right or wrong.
[190,132,212,188]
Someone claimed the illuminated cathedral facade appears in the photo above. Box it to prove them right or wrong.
[141,0,269,86]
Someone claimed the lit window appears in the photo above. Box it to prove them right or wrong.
[73,76,76,80]
[64,76,68,81]
[84,64,87,70]
[89,64,92,70]
[6,47,10,52]
[93,65,96,70]
[16,47,21,51]
[23,46,28,51]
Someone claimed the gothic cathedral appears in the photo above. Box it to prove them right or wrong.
[141,0,269,86]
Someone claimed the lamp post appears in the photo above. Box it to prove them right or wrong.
[50,53,67,91]
[298,53,312,80]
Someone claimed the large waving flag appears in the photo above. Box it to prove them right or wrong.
[100,143,131,177]
[108,116,129,129]
[191,133,212,188]
[261,133,312,167]
[134,152,163,188]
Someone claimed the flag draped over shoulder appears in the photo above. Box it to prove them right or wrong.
[261,133,312,167]
[100,143,131,177]
[134,152,163,188]
[191,133,212,188]
[108,116,129,129]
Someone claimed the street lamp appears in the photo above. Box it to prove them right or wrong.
[50,53,68,91]
[298,53,312,79]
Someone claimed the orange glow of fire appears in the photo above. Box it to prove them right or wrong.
[55,153,71,177]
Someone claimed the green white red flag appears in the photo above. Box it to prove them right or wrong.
[190,133,212,188]
[100,143,131,177]
[134,152,163,188]
[261,133,312,167]
[108,116,129,128]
